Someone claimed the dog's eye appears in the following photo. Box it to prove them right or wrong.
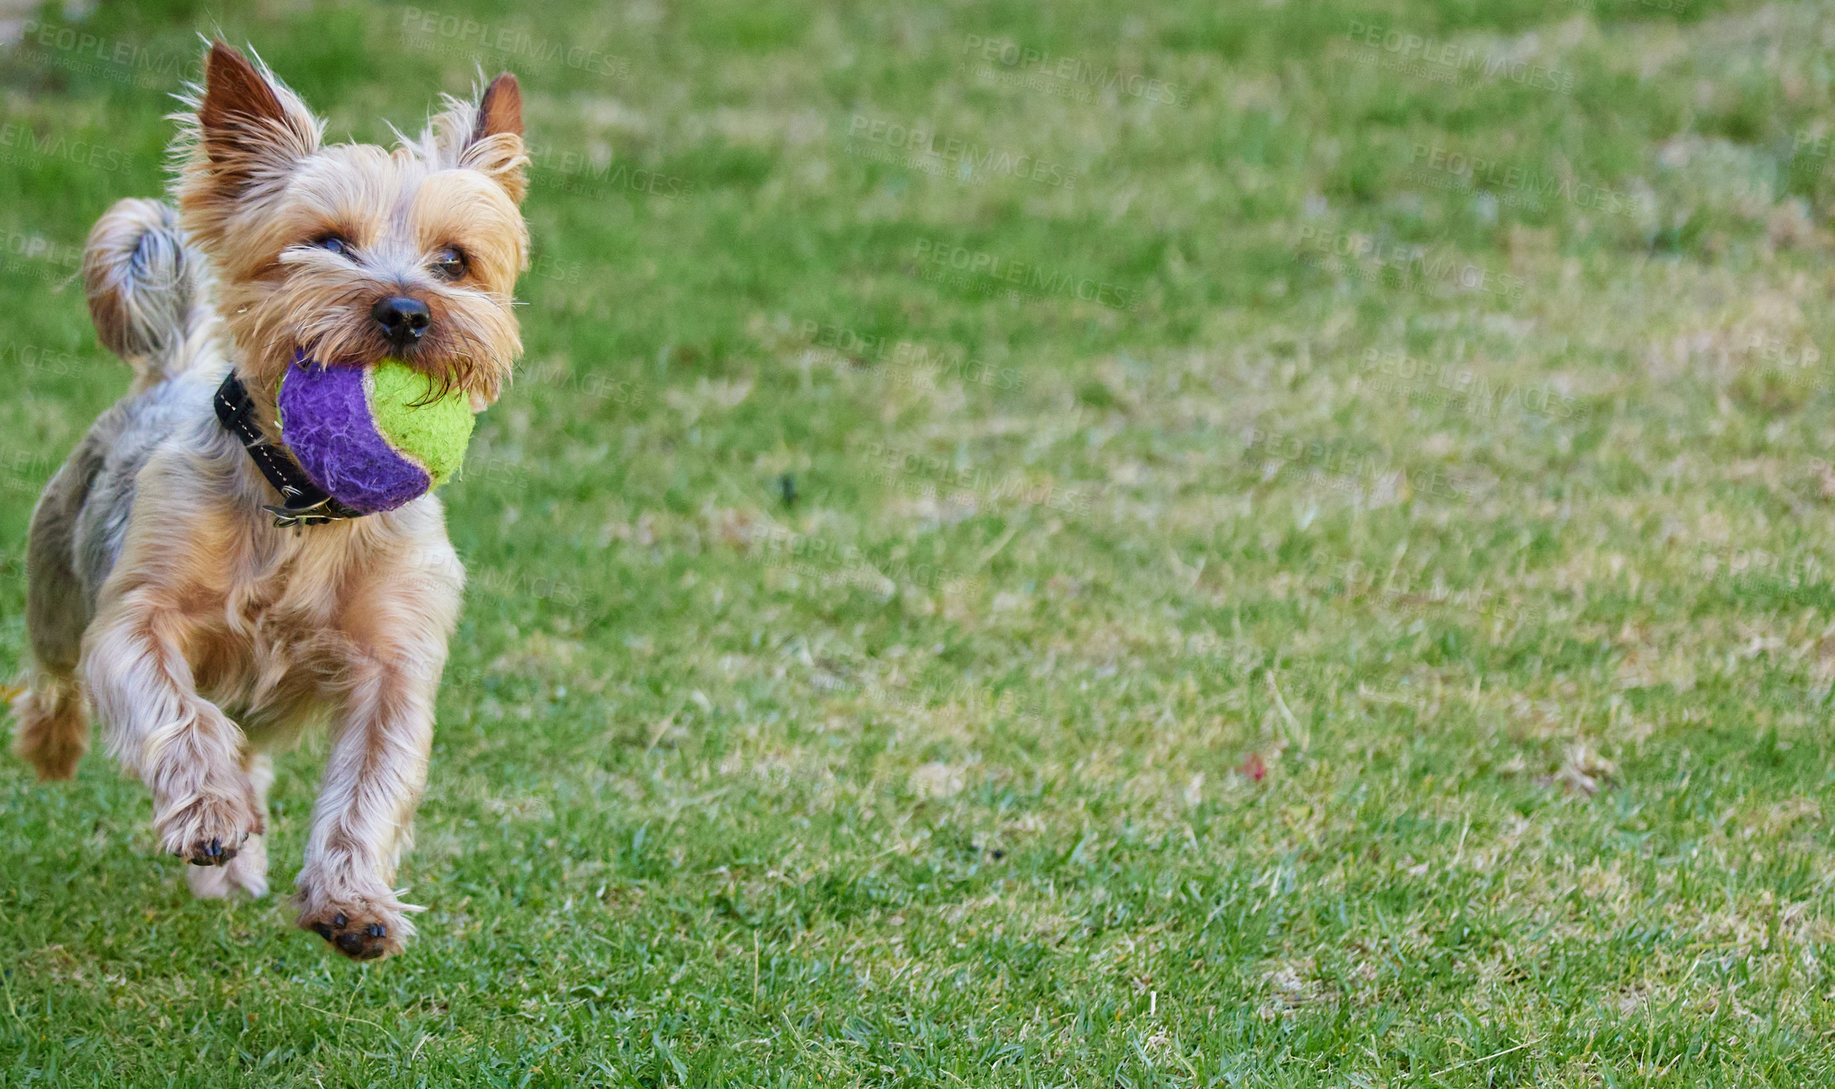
[430,246,466,281]
[314,234,353,258]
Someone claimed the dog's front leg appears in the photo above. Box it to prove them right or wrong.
[294,656,439,960]
[294,544,460,963]
[84,593,262,867]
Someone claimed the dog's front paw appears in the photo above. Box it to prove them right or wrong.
[296,885,415,961]
[155,790,260,867]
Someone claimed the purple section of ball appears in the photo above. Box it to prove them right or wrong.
[277,354,431,514]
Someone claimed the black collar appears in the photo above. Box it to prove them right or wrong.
[213,370,366,529]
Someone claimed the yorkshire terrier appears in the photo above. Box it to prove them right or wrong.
[12,42,529,959]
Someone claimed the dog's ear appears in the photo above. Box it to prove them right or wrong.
[190,41,323,197]
[474,73,523,143]
[423,73,528,204]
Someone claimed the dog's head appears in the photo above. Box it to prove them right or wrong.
[175,42,528,410]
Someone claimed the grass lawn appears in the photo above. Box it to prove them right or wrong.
[5,0,1835,1083]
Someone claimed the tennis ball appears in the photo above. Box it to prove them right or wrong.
[277,355,476,514]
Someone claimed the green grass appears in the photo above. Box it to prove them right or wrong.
[5,0,1835,1083]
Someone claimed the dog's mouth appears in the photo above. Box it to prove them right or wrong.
[292,340,466,400]
[286,348,463,408]
[230,275,514,412]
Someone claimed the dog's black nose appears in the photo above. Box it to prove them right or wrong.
[371,296,431,346]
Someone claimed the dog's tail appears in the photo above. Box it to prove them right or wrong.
[81,198,214,389]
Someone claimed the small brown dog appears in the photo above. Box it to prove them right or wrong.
[12,42,529,959]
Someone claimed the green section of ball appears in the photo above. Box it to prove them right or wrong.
[367,358,475,486]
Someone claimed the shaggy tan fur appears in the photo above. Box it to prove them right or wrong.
[13,42,529,960]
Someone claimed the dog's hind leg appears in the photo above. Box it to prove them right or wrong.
[15,198,212,780]
[14,451,104,780]
[14,671,87,782]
